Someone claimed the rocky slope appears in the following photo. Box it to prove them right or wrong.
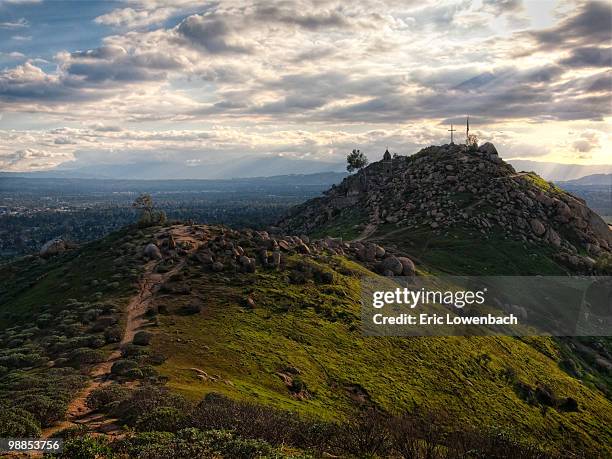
[278,143,612,274]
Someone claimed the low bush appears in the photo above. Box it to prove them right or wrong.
[133,331,153,346]
[110,385,191,426]
[135,407,187,433]
[0,406,42,437]
[86,384,132,411]
[104,326,122,343]
[110,359,139,376]
[0,352,46,369]
[13,394,67,427]
[48,435,112,459]
[69,348,106,366]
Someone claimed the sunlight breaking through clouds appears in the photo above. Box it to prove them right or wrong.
[0,0,610,172]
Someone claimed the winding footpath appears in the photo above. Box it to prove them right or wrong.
[43,226,200,438]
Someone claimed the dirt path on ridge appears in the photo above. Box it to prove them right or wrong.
[352,205,380,242]
[43,226,201,438]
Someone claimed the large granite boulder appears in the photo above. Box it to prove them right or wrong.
[143,243,162,260]
[40,238,67,258]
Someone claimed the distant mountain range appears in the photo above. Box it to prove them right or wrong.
[557,173,611,186]
[507,160,611,182]
[1,155,609,182]
[1,156,346,180]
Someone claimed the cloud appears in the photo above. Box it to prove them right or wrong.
[560,47,612,68]
[0,18,28,28]
[0,51,25,59]
[175,14,253,54]
[528,1,612,50]
[254,5,349,30]
[0,0,42,4]
[95,7,174,29]
[93,0,204,29]
[0,0,610,171]
[572,130,601,153]
[481,0,523,14]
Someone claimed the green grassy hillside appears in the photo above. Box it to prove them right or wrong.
[151,242,611,455]
[1,224,611,457]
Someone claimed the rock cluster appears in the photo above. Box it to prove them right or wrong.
[39,238,68,258]
[147,225,416,278]
[278,143,611,272]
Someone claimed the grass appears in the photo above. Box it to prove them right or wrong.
[308,207,367,241]
[152,249,612,456]
[370,224,566,276]
[521,172,564,195]
[2,224,611,456]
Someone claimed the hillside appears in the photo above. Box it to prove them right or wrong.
[278,143,612,276]
[1,223,612,457]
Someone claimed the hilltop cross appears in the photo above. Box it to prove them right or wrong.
[466,116,470,145]
[448,124,456,144]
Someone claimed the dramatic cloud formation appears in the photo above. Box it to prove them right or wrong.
[0,0,610,172]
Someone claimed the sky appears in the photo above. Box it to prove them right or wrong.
[0,0,610,172]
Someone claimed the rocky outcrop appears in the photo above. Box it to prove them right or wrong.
[278,143,611,272]
[40,238,67,258]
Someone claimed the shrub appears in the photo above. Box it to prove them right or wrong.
[0,352,46,369]
[111,385,191,426]
[86,335,106,349]
[104,326,122,344]
[133,331,153,346]
[121,344,148,359]
[110,359,139,377]
[337,409,391,457]
[91,317,118,333]
[49,435,112,459]
[179,302,201,315]
[136,407,187,433]
[189,428,275,459]
[189,393,334,449]
[69,348,106,366]
[0,406,42,437]
[13,394,67,427]
[112,431,176,458]
[86,384,131,411]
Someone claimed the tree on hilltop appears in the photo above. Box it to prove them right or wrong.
[346,149,369,174]
[133,193,166,227]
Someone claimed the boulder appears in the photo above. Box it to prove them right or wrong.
[381,256,403,275]
[245,296,256,309]
[143,243,162,260]
[296,243,311,254]
[547,229,561,248]
[358,243,377,262]
[535,193,553,207]
[212,261,224,272]
[529,219,546,236]
[278,240,291,251]
[478,142,498,156]
[40,238,67,258]
[397,257,416,276]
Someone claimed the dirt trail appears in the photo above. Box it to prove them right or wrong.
[352,205,380,242]
[43,226,201,438]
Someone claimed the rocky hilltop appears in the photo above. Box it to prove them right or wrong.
[278,143,612,273]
